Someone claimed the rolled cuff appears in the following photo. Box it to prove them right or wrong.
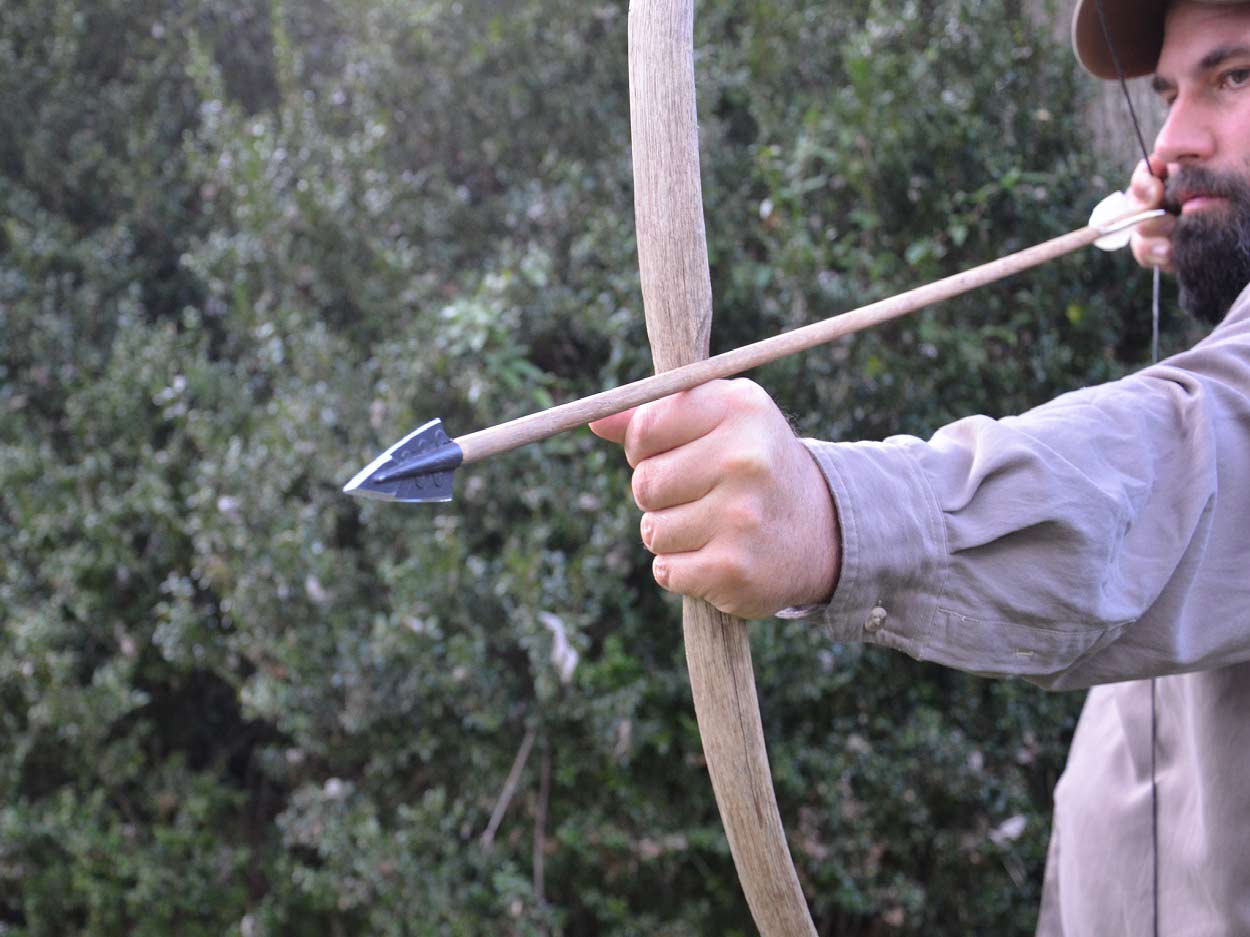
[779,436,1134,685]
[778,438,947,661]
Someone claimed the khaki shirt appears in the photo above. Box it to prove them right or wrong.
[791,285,1250,934]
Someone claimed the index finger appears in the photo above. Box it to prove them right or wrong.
[622,382,738,468]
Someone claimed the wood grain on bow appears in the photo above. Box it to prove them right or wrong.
[627,2,818,934]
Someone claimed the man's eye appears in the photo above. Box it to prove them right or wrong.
[1221,67,1250,89]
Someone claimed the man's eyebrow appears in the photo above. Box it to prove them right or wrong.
[1197,44,1250,73]
[1152,45,1250,95]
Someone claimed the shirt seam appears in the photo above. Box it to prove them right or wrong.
[934,606,1136,636]
[896,442,951,644]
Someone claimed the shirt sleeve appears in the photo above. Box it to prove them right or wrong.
[780,296,1250,691]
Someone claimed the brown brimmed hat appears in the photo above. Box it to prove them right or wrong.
[1071,0,1245,79]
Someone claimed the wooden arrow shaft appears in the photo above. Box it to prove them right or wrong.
[453,213,1151,467]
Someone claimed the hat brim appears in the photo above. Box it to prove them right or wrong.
[1071,0,1169,79]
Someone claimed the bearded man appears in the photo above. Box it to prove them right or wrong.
[591,0,1250,932]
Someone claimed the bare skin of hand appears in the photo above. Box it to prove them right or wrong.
[589,379,841,620]
[1129,155,1176,272]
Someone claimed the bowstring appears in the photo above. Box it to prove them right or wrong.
[1092,2,1162,935]
[1090,0,1164,361]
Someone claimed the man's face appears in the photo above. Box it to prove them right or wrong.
[1153,0,1250,323]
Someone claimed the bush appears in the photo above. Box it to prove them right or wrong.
[1,0,1180,933]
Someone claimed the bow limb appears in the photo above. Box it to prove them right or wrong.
[626,3,817,934]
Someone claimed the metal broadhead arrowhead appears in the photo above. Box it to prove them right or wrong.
[342,418,462,504]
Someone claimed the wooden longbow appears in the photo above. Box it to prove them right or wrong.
[627,3,819,933]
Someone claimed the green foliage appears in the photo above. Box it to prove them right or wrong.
[1,0,1182,933]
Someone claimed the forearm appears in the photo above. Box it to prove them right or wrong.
[786,303,1250,689]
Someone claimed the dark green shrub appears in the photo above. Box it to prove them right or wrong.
[1,0,1180,933]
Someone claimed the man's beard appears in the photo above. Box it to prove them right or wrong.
[1165,166,1250,325]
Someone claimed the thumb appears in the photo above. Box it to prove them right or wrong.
[588,408,636,444]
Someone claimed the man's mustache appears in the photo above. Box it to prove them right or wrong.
[1164,167,1250,215]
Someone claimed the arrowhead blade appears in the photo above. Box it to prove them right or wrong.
[343,418,460,504]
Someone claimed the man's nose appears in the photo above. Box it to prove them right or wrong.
[1153,93,1216,166]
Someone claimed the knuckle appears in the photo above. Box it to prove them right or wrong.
[625,403,663,464]
[722,499,763,535]
[728,378,768,411]
[717,595,756,620]
[631,463,657,510]
[698,378,737,404]
[710,548,751,591]
[633,401,660,438]
[723,446,770,481]
[640,513,656,551]
[652,556,675,592]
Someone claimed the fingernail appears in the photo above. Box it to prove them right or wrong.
[640,516,654,548]
[1152,244,1169,258]
[653,558,669,588]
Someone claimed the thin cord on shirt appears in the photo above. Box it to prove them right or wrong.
[1150,294,1160,937]
[1153,267,1161,362]
[1151,677,1159,934]
[1091,2,1162,934]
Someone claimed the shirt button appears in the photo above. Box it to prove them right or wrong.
[865,605,888,633]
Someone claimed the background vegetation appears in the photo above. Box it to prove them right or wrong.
[1,0,1189,933]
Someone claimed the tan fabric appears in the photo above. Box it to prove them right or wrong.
[787,285,1250,933]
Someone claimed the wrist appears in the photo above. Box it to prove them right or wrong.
[789,444,842,607]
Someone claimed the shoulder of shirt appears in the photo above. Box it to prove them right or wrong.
[1220,281,1250,330]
